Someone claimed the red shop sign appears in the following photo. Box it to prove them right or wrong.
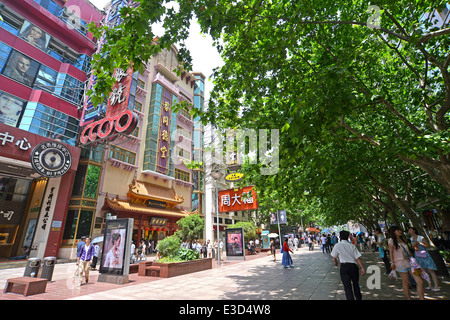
[79,110,138,144]
[218,186,258,213]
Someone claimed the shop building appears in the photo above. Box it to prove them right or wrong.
[0,0,102,260]
[65,0,206,255]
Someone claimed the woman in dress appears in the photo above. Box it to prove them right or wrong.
[389,226,424,300]
[408,227,440,291]
[281,238,294,269]
[270,239,276,261]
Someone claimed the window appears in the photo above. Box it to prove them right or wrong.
[131,126,140,138]
[176,146,190,160]
[175,168,190,182]
[0,5,24,35]
[62,209,94,246]
[34,64,57,92]
[134,100,142,112]
[109,145,136,165]
[56,73,84,105]
[137,79,146,89]
[0,42,12,72]
[178,107,191,120]
[177,125,191,139]
[19,102,80,145]
[83,165,101,198]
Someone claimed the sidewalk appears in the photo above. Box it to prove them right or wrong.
[0,246,449,300]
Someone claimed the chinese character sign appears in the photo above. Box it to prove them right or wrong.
[219,186,258,213]
[156,90,172,174]
[106,67,133,118]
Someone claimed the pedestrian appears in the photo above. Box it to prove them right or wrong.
[320,234,327,253]
[330,230,366,300]
[374,228,391,274]
[76,236,94,286]
[408,227,440,291]
[77,235,86,257]
[207,240,212,258]
[293,237,299,251]
[270,238,276,261]
[330,232,338,250]
[388,226,424,300]
[326,234,332,253]
[138,240,146,261]
[308,235,313,251]
[90,242,100,270]
[281,238,294,268]
[130,241,136,264]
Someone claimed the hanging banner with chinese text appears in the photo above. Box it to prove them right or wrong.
[218,186,258,213]
[156,89,172,174]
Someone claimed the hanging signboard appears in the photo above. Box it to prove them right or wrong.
[218,186,258,213]
[224,172,244,182]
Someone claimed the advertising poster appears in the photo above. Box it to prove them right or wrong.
[100,218,131,276]
[225,228,244,257]
[0,91,26,127]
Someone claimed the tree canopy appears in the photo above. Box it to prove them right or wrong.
[88,0,450,233]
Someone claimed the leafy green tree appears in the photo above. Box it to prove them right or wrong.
[87,1,449,228]
[227,221,258,241]
[175,213,204,244]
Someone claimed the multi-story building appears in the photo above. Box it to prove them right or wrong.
[0,0,102,260]
[67,0,206,255]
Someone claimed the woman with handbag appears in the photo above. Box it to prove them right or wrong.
[389,226,424,300]
[408,227,440,291]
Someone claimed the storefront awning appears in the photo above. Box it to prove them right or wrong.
[103,195,190,218]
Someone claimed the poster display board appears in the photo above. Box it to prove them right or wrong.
[99,218,133,277]
[225,227,244,257]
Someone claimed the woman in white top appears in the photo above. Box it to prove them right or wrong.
[389,226,424,300]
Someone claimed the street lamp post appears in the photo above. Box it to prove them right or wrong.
[211,169,223,266]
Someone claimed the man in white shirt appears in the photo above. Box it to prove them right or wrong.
[331,231,366,300]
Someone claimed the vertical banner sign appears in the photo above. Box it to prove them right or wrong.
[80,0,128,126]
[106,68,133,118]
[79,67,138,145]
[156,90,172,174]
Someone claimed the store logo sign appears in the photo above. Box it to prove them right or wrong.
[30,141,72,178]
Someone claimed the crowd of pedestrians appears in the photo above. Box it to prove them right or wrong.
[304,225,445,300]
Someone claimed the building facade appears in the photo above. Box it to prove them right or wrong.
[61,0,207,258]
[0,0,102,260]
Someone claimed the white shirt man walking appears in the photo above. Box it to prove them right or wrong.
[331,230,366,300]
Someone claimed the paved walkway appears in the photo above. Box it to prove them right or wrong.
[1,246,449,301]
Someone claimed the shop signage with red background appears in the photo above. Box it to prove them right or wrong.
[218,186,258,213]
[79,67,138,145]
